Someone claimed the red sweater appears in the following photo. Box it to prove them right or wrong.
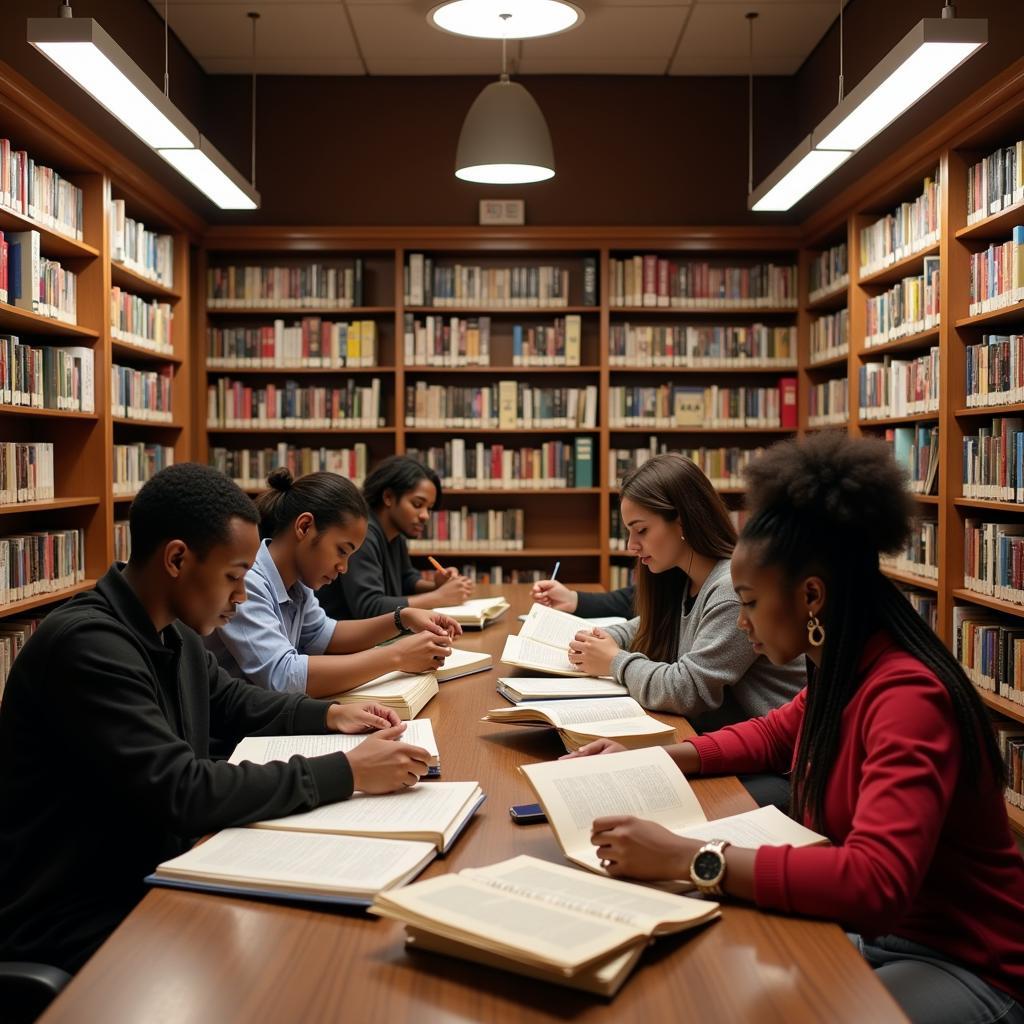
[689,633,1024,1003]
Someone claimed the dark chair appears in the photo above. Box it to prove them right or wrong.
[0,962,71,1024]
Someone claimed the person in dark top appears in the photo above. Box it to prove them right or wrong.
[0,464,432,974]
[318,455,474,620]
[531,579,635,618]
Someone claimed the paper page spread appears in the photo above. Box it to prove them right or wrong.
[514,696,645,727]
[497,677,628,700]
[674,805,826,849]
[344,671,435,698]
[501,634,584,677]
[229,720,439,765]
[520,604,594,649]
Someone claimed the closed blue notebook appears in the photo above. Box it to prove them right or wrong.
[440,793,487,855]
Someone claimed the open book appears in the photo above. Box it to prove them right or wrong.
[436,647,492,682]
[497,676,628,702]
[500,604,618,677]
[229,720,441,776]
[518,614,628,628]
[147,828,436,908]
[501,635,585,677]
[328,670,439,720]
[521,746,825,878]
[434,597,510,629]
[249,780,485,854]
[371,854,719,995]
[482,696,675,753]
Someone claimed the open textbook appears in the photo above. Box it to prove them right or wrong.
[517,614,628,628]
[147,828,436,908]
[328,670,438,719]
[229,720,441,776]
[497,676,628,702]
[501,604,618,677]
[372,854,719,995]
[482,696,675,753]
[521,746,826,878]
[436,646,492,682]
[249,780,485,854]
[434,597,510,629]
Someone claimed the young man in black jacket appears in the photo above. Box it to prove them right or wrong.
[0,464,431,973]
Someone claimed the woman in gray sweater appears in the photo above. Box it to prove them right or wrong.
[568,452,806,734]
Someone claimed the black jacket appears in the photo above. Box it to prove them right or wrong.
[318,515,421,620]
[0,565,352,972]
[576,585,635,618]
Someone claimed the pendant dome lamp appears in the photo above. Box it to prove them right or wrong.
[454,15,555,184]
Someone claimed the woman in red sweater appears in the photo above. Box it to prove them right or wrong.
[571,432,1024,1024]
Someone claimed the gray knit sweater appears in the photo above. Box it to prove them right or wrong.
[605,559,806,730]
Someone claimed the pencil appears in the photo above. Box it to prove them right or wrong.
[428,556,446,573]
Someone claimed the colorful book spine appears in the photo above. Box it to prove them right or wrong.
[858,349,940,419]
[207,378,383,429]
[111,288,173,353]
[109,199,174,287]
[408,508,525,552]
[207,318,377,368]
[113,443,174,496]
[809,309,849,363]
[404,382,598,429]
[0,139,84,240]
[0,335,94,412]
[111,365,173,422]
[207,261,363,309]
[209,444,369,489]
[968,227,1024,315]
[0,441,54,503]
[608,382,789,429]
[0,528,85,605]
[404,257,570,308]
[808,242,849,301]
[808,378,849,427]
[608,323,796,367]
[607,441,765,488]
[965,333,1024,407]
[879,519,938,581]
[858,171,941,275]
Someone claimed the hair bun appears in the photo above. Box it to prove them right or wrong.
[267,467,294,493]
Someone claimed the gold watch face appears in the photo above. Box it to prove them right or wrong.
[692,850,724,883]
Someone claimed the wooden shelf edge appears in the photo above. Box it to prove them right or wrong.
[881,567,939,591]
[857,327,940,358]
[979,689,1024,727]
[1005,799,1024,837]
[955,498,1024,512]
[206,365,394,375]
[0,496,101,515]
[953,588,1024,619]
[0,301,99,338]
[408,548,602,558]
[0,205,99,261]
[0,578,96,618]
[0,405,97,421]
[956,301,1024,329]
[110,261,181,301]
[856,242,940,288]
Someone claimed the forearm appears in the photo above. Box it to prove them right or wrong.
[665,739,702,775]
[411,578,437,595]
[406,589,447,608]
[305,647,401,698]
[327,613,399,653]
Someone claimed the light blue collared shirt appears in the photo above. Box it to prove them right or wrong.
[205,539,337,693]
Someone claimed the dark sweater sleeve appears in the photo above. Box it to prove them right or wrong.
[337,533,409,618]
[51,620,353,837]
[575,586,635,618]
[399,538,423,594]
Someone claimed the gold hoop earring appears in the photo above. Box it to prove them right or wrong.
[807,614,825,648]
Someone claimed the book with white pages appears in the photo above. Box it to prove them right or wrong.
[517,614,628,628]
[497,676,628,702]
[228,720,441,776]
[519,603,621,652]
[434,597,510,628]
[248,780,485,854]
[147,828,436,908]
[328,670,439,720]
[435,646,492,682]
[500,634,587,677]
[482,696,675,753]
[371,854,719,995]
[520,746,826,881]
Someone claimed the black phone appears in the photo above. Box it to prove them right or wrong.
[509,803,547,825]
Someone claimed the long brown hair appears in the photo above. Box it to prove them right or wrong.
[621,453,737,663]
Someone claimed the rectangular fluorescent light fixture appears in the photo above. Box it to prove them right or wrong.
[749,136,853,212]
[158,136,259,211]
[27,17,197,150]
[814,18,986,152]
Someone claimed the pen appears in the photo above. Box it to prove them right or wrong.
[551,560,561,582]
[428,556,447,574]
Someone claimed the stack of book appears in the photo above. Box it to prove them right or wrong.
[808,242,849,302]
[864,258,940,347]
[608,440,765,488]
[0,140,84,240]
[0,229,77,323]
[0,336,95,412]
[883,424,939,495]
[608,323,796,367]
[967,139,1024,223]
[858,349,940,420]
[328,670,439,719]
[809,309,849,364]
[953,606,1024,699]
[808,378,848,427]
[0,616,42,702]
[0,528,85,604]
[880,519,938,582]
[962,416,1024,502]
[969,227,1024,315]
[965,334,1024,407]
[608,381,795,429]
[963,519,1024,604]
[404,255,578,308]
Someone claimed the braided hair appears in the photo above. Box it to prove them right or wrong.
[741,431,1003,830]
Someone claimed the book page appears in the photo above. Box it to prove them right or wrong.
[519,603,592,649]
[520,696,645,727]
[439,648,491,671]
[674,805,826,849]
[502,634,584,677]
[498,676,628,700]
[345,671,435,699]
[156,828,435,895]
[521,747,705,870]
[563,717,674,741]
[229,720,438,765]
[434,597,508,617]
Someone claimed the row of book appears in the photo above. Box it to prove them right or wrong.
[880,519,938,582]
[407,508,526,552]
[809,309,849,364]
[407,437,595,490]
[608,441,765,489]
[609,563,636,589]
[109,200,174,288]
[113,443,174,497]
[858,171,940,276]
[808,242,849,301]
[207,262,364,309]
[968,227,1024,316]
[955,606,1024,699]
[110,288,173,354]
[884,424,939,495]
[404,254,585,308]
[0,617,41,703]
[608,323,796,367]
[608,258,797,309]
[207,319,378,369]
[404,314,493,367]
[1000,726,1024,812]
[963,416,1024,502]
[207,378,385,430]
[209,444,369,491]
[0,140,84,241]
[808,378,848,427]
[111,365,173,423]
[0,336,95,412]
[900,586,938,632]
[965,334,1024,407]
[963,518,1024,604]
[608,380,796,430]
[858,349,940,420]
[0,229,77,323]
[451,565,547,584]
[967,140,1024,224]
[864,257,940,347]
[0,528,85,605]
[0,441,54,503]
[114,521,130,563]
[404,382,598,430]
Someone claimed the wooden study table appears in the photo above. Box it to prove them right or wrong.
[41,584,906,1023]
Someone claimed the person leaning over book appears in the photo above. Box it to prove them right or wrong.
[0,464,434,974]
[566,453,805,735]
[570,433,1024,1024]
[531,578,635,619]
[317,455,474,620]
[207,467,461,699]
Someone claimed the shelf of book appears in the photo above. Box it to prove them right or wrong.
[0,496,101,516]
[0,301,100,338]
[953,588,1024,619]
[1005,800,1024,838]
[205,306,395,317]
[880,567,940,592]
[857,328,942,359]
[0,579,98,618]
[0,406,99,422]
[955,199,1024,242]
[978,689,1024,728]
[857,243,941,289]
[955,302,1024,329]
[205,365,395,375]
[0,206,99,261]
[109,260,181,301]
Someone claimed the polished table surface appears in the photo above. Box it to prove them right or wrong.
[41,584,907,1023]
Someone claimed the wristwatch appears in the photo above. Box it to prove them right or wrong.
[394,606,406,633]
[690,839,730,896]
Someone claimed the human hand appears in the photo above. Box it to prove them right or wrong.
[558,738,627,760]
[392,629,452,673]
[433,573,474,604]
[567,628,620,676]
[346,725,432,794]
[590,816,695,880]
[400,606,463,640]
[326,702,402,733]
[530,579,578,612]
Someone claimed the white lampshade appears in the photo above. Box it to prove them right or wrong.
[456,79,555,184]
[429,0,583,40]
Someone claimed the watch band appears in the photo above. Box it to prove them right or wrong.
[394,606,405,633]
[690,838,730,897]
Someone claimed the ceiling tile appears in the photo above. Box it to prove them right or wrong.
[202,56,367,74]
[523,5,689,59]
[672,55,804,75]
[349,3,505,61]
